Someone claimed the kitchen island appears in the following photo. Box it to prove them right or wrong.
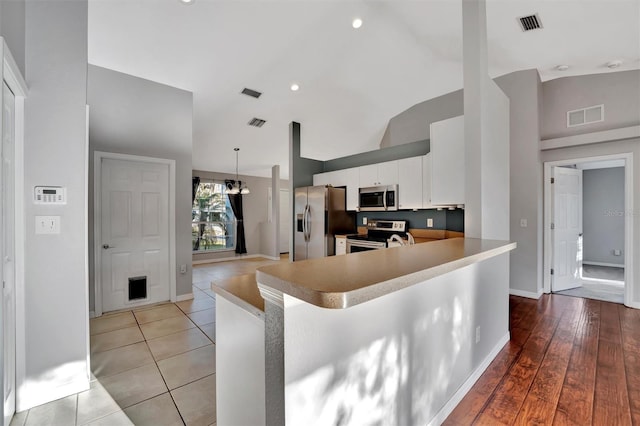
[214,238,515,426]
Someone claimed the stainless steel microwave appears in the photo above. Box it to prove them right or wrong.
[358,185,398,211]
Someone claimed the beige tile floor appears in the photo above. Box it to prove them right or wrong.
[10,256,286,426]
[11,257,287,426]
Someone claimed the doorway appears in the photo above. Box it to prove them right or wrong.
[2,81,16,426]
[94,152,176,316]
[544,154,633,306]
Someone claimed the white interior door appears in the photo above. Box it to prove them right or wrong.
[100,158,170,313]
[2,82,16,426]
[552,167,583,292]
[279,189,289,254]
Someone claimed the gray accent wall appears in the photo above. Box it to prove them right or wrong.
[583,167,625,265]
[324,139,428,172]
[495,69,544,296]
[87,65,193,305]
[542,70,640,140]
[379,90,463,148]
[22,0,89,409]
[0,0,25,75]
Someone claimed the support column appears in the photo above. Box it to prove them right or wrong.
[259,286,285,426]
[462,0,510,241]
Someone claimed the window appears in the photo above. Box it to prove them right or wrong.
[192,181,235,252]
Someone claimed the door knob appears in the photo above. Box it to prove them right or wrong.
[102,244,111,249]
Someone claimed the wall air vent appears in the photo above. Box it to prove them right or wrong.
[248,117,267,128]
[241,88,262,99]
[518,14,542,31]
[567,104,604,128]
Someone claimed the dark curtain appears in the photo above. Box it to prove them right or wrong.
[192,177,204,250]
[192,177,200,204]
[227,188,247,254]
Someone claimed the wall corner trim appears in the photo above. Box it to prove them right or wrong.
[509,288,543,299]
[427,332,510,426]
[540,125,640,151]
[176,293,194,302]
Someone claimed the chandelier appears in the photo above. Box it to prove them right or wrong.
[225,147,250,195]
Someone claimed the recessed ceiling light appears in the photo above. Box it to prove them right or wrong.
[606,60,622,69]
[180,0,194,4]
[556,65,569,71]
[352,18,363,29]
[290,83,300,92]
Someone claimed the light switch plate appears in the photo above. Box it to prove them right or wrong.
[35,216,61,234]
[520,219,528,228]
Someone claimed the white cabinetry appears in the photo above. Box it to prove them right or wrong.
[335,236,346,255]
[312,167,359,211]
[359,160,398,187]
[430,115,465,206]
[397,156,423,210]
[422,153,432,208]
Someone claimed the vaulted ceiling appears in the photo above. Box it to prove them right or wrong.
[88,0,640,178]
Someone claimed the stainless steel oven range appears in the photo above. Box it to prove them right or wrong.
[346,219,408,253]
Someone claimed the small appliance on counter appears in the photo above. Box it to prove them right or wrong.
[294,185,355,261]
[346,219,412,253]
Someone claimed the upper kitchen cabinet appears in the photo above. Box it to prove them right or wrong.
[430,115,465,206]
[422,153,432,208]
[313,167,359,211]
[359,160,398,187]
[397,156,423,210]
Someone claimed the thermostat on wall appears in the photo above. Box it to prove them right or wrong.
[34,186,66,204]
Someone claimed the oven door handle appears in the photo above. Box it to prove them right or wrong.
[383,188,388,211]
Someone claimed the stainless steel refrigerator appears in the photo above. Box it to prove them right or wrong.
[294,185,354,261]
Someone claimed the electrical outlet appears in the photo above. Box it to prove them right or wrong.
[180,264,187,274]
[613,249,622,256]
[475,326,481,344]
[520,219,528,228]
[427,218,434,228]
[363,217,367,225]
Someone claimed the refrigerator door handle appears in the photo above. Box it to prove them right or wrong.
[304,204,311,241]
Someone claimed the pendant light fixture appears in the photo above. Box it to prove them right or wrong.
[226,148,250,195]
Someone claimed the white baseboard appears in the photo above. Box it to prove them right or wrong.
[510,288,543,299]
[428,332,511,426]
[583,261,624,268]
[17,366,90,412]
[89,310,96,319]
[193,254,282,265]
[176,293,194,302]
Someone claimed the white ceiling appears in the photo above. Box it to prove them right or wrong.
[88,0,640,179]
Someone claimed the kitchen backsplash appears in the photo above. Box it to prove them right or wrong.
[356,208,464,232]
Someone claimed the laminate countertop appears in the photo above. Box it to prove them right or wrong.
[256,238,516,309]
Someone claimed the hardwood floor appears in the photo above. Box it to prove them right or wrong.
[444,294,639,425]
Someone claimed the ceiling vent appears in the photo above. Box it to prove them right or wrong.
[567,105,604,128]
[248,117,267,128]
[518,14,542,31]
[241,88,262,99]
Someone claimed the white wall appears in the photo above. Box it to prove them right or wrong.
[283,254,510,425]
[87,65,193,307]
[583,167,625,266]
[21,0,90,410]
[192,169,288,262]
